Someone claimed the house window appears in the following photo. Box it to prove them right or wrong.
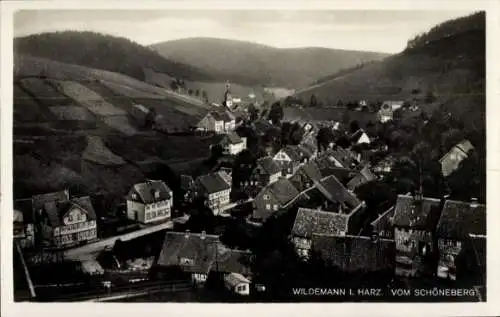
[273,205,278,211]
[266,204,271,210]
[264,194,270,200]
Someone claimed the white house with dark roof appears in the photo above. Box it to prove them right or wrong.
[196,110,236,134]
[273,145,305,177]
[196,172,232,215]
[219,132,247,155]
[436,198,486,281]
[252,177,300,222]
[126,180,173,224]
[392,193,443,277]
[33,191,97,248]
[439,139,475,177]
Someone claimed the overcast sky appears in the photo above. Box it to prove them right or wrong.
[14,10,473,53]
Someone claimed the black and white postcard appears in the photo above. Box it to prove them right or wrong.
[1,1,499,316]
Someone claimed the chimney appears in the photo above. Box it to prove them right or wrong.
[201,230,206,240]
[371,233,379,244]
[470,197,479,208]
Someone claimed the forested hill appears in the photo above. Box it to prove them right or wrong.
[14,31,216,82]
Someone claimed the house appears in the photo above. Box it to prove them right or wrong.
[273,145,304,177]
[298,143,317,162]
[316,147,359,170]
[373,154,397,175]
[290,175,367,259]
[252,177,300,222]
[13,199,35,249]
[289,161,323,192]
[311,234,395,273]
[196,110,236,134]
[392,193,443,277]
[346,164,376,190]
[196,172,232,215]
[224,273,251,296]
[436,198,486,281]
[439,140,475,177]
[349,129,371,145]
[370,206,396,239]
[156,231,221,284]
[219,132,247,155]
[377,103,393,123]
[247,156,282,188]
[126,180,173,224]
[34,194,97,248]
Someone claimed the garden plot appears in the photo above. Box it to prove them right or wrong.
[19,78,73,107]
[48,105,95,121]
[101,116,138,136]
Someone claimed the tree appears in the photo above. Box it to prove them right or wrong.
[336,99,344,107]
[317,127,335,152]
[268,102,284,125]
[188,89,193,95]
[248,103,259,121]
[202,90,209,103]
[346,101,357,111]
[310,94,318,108]
[349,120,360,133]
[170,80,178,91]
[232,150,256,189]
[195,89,200,97]
[144,107,157,129]
[425,91,437,104]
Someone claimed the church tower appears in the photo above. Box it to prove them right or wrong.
[224,81,233,109]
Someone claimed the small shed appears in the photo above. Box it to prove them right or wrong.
[224,273,250,296]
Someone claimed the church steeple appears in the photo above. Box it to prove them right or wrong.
[223,80,233,109]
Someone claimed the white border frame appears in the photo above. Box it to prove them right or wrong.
[1,1,499,316]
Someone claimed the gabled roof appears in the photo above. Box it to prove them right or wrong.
[157,231,221,274]
[198,172,231,194]
[346,165,377,190]
[312,234,395,272]
[224,273,251,287]
[317,147,358,169]
[216,247,253,276]
[370,206,396,233]
[439,140,475,177]
[291,208,349,239]
[298,144,315,159]
[277,145,303,162]
[437,199,486,240]
[256,156,281,175]
[392,194,442,230]
[349,129,370,144]
[42,196,97,227]
[223,132,243,145]
[32,190,70,212]
[129,180,172,204]
[315,175,362,210]
[264,177,300,206]
[210,110,235,122]
[290,161,323,191]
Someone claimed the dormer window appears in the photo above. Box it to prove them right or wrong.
[154,190,160,199]
[132,193,138,200]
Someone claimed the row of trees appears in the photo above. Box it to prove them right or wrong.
[169,78,209,103]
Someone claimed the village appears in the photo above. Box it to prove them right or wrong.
[12,83,486,303]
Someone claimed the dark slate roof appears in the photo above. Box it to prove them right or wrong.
[32,190,69,212]
[42,196,97,227]
[180,174,194,191]
[370,206,396,232]
[347,165,377,190]
[280,145,302,162]
[317,147,358,169]
[290,162,323,191]
[437,200,486,240]
[157,232,221,274]
[130,180,172,204]
[252,119,274,135]
[315,175,362,210]
[14,199,34,223]
[198,172,231,194]
[392,194,442,230]
[210,110,234,122]
[298,144,315,159]
[256,156,281,175]
[267,177,300,206]
[224,132,243,144]
[312,234,395,272]
[292,208,349,238]
[215,247,253,276]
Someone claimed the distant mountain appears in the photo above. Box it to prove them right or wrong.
[150,37,390,89]
[14,31,215,82]
[295,11,485,130]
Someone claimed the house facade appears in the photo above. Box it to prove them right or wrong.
[13,199,35,249]
[436,199,486,281]
[196,111,236,134]
[126,180,173,224]
[247,156,282,188]
[34,192,98,248]
[378,103,393,123]
[219,132,247,155]
[273,145,303,177]
[392,194,442,277]
[196,172,232,215]
[252,177,300,222]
